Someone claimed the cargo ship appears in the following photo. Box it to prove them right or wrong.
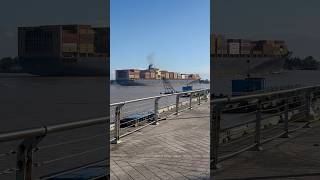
[18,25,109,76]
[211,34,289,76]
[115,64,200,86]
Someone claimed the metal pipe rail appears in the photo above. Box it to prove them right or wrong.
[0,117,109,180]
[110,89,209,107]
[211,85,320,174]
[212,85,320,104]
[110,89,210,144]
[0,117,108,143]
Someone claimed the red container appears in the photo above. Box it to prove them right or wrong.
[62,32,78,43]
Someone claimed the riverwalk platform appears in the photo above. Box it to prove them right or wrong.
[110,102,210,180]
[213,121,320,180]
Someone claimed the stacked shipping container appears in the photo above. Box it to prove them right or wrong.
[216,35,228,55]
[18,25,109,59]
[210,34,289,57]
[240,39,251,55]
[116,69,200,81]
[227,39,240,55]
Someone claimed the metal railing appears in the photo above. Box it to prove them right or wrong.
[0,117,109,180]
[110,89,210,144]
[210,85,320,173]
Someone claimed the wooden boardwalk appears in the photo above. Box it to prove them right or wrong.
[214,121,320,180]
[110,102,210,180]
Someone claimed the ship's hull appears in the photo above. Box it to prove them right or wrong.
[211,56,286,77]
[115,79,194,86]
[19,57,109,76]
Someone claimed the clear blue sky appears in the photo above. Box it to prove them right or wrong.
[110,0,210,80]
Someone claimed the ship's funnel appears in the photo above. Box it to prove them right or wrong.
[148,63,153,70]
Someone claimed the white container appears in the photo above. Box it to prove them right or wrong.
[228,42,240,55]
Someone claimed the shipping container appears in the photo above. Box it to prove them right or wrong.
[263,44,274,56]
[177,73,182,80]
[160,71,167,78]
[240,39,252,55]
[62,43,77,52]
[217,35,227,47]
[216,35,228,55]
[150,71,156,79]
[116,70,129,80]
[19,24,110,65]
[228,39,240,55]
[62,32,78,43]
[93,27,109,57]
[79,25,92,34]
[173,72,178,79]
[181,74,190,79]
[79,34,94,44]
[169,72,174,79]
[145,72,151,79]
[210,34,216,55]
[79,44,94,53]
[127,69,140,80]
[165,72,170,79]
[216,49,228,55]
[140,71,151,79]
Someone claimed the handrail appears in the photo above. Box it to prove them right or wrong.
[110,88,210,144]
[0,117,109,143]
[211,84,320,173]
[212,85,320,104]
[110,89,209,107]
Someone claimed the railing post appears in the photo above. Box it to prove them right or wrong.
[113,104,123,144]
[205,90,209,102]
[153,97,160,125]
[253,100,263,151]
[175,94,180,115]
[16,136,44,180]
[304,90,313,128]
[282,99,289,138]
[305,91,311,116]
[211,103,221,172]
[189,93,193,109]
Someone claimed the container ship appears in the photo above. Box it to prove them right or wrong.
[211,34,289,77]
[115,64,200,86]
[18,25,109,76]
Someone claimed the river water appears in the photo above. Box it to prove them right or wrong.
[212,70,320,95]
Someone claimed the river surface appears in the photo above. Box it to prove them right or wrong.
[110,82,209,103]
[212,70,320,95]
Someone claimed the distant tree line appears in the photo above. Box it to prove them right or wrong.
[284,55,320,70]
[199,79,210,84]
[0,57,22,72]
